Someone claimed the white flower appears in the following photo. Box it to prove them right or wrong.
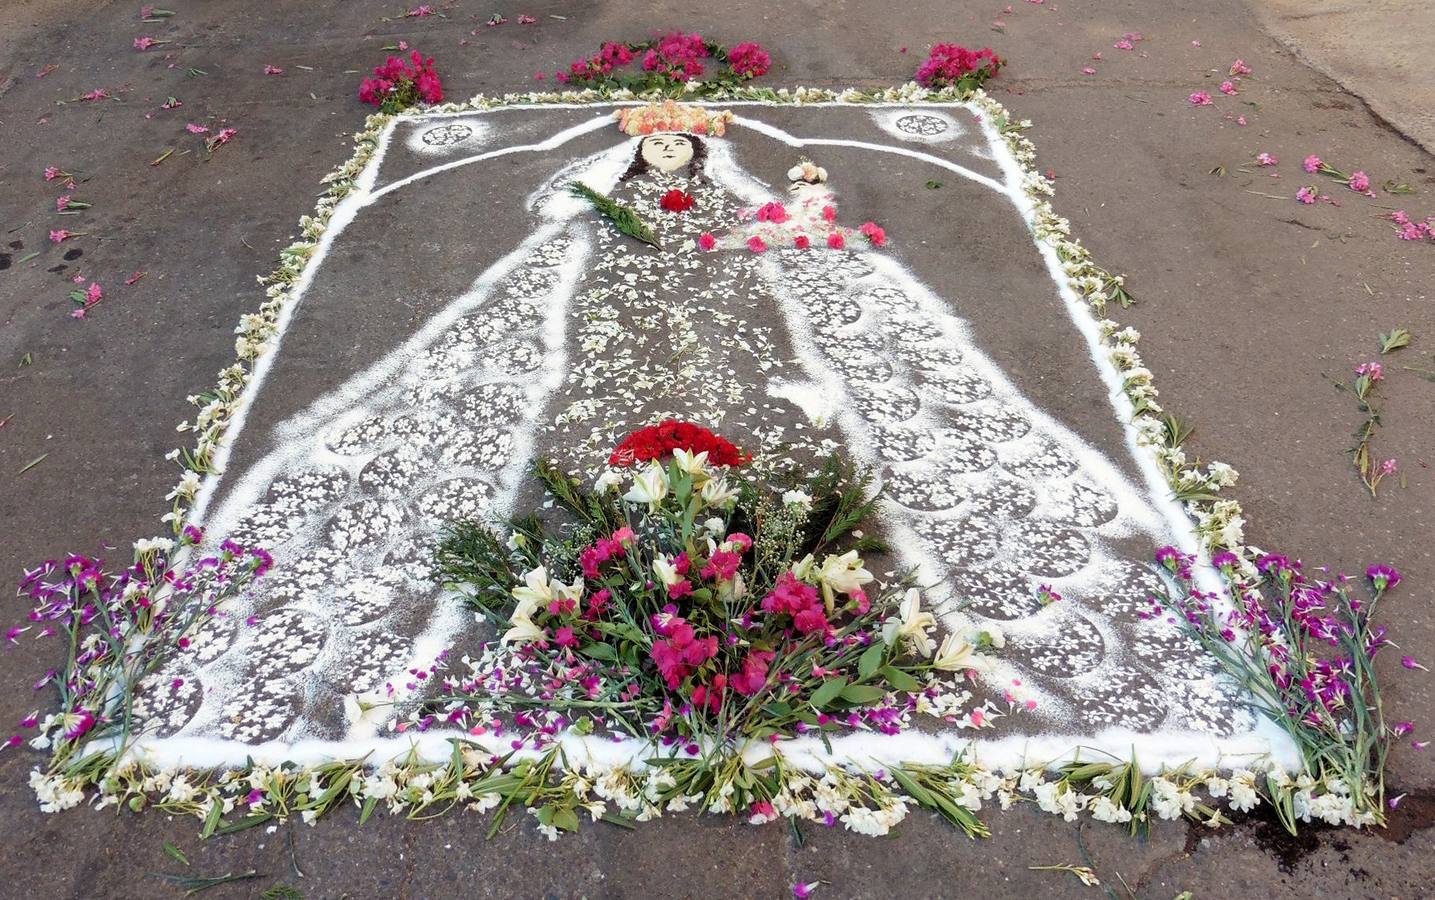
[594,470,623,493]
[1089,795,1132,824]
[699,476,739,508]
[671,448,710,480]
[133,537,175,556]
[816,550,873,603]
[932,634,995,673]
[343,692,393,729]
[624,461,669,508]
[652,554,683,587]
[702,516,726,537]
[882,588,937,658]
[781,489,813,509]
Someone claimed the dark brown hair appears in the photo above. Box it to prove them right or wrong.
[619,133,708,182]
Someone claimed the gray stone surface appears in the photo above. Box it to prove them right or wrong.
[1,1,1432,897]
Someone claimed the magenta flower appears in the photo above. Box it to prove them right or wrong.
[1296,186,1318,204]
[1256,152,1278,166]
[1355,361,1384,381]
[794,883,820,899]
[1219,80,1237,95]
[698,232,716,251]
[1230,59,1252,76]
[1367,564,1402,592]
[1403,655,1428,672]
[728,42,772,79]
[1348,170,1370,192]
[133,36,163,51]
[1188,91,1213,106]
[1081,67,1096,75]
[826,232,846,250]
[747,236,768,254]
[1392,721,1414,736]
[263,64,284,75]
[1302,154,1323,174]
[1114,39,1134,51]
[49,229,76,243]
[80,88,110,102]
[1380,459,1398,476]
[185,122,209,134]
[56,195,71,211]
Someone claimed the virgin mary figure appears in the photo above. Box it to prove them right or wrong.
[142,101,1247,748]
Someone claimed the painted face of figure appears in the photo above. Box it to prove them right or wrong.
[640,134,695,172]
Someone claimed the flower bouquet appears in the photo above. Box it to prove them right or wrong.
[426,425,1009,831]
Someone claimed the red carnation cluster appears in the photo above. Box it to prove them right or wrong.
[660,189,696,212]
[609,419,749,468]
[359,50,443,109]
[914,44,1003,88]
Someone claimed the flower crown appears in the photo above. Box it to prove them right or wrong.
[615,101,734,136]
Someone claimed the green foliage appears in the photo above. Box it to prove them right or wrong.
[568,181,663,250]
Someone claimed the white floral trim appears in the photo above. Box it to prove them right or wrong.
[80,82,1361,837]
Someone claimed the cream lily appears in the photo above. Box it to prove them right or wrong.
[932,633,995,673]
[882,588,937,658]
[624,461,669,508]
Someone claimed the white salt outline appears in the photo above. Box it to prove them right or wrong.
[159,101,1298,774]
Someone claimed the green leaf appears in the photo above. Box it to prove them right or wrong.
[838,683,888,705]
[1379,327,1412,355]
[857,642,885,680]
[213,813,273,836]
[359,795,379,825]
[879,665,919,693]
[553,807,581,833]
[163,842,190,866]
[569,181,662,250]
[809,677,847,709]
[579,642,618,661]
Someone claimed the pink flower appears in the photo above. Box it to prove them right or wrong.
[1356,361,1384,381]
[1393,721,1414,736]
[794,883,820,899]
[1302,154,1323,174]
[133,36,161,51]
[1256,152,1278,166]
[1230,59,1252,76]
[49,229,75,243]
[518,14,538,24]
[747,236,768,253]
[748,800,777,824]
[970,708,986,727]
[1296,186,1318,204]
[1237,115,1248,126]
[85,282,103,304]
[208,127,238,149]
[859,221,887,246]
[56,195,71,211]
[533,71,546,81]
[406,4,434,15]
[826,232,845,249]
[728,42,772,79]
[1188,91,1213,106]
[1380,459,1398,476]
[1348,170,1370,193]
[1081,67,1096,76]
[1403,655,1428,672]
[185,122,209,134]
[1191,40,1202,47]
[1114,39,1134,51]
[756,202,789,224]
[698,232,716,251]
[81,88,110,102]
[263,64,284,75]
[554,626,577,648]
[821,205,837,223]
[1219,80,1237,95]
[794,234,810,249]
[43,166,63,181]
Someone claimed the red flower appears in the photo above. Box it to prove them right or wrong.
[660,189,695,212]
[609,419,750,467]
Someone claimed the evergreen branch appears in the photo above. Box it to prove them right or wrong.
[569,181,662,250]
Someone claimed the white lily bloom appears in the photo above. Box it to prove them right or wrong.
[511,566,556,609]
[343,692,393,729]
[624,462,669,508]
[671,448,710,480]
[932,634,995,673]
[501,612,546,646]
[882,588,937,658]
[699,476,739,508]
[781,489,812,509]
[653,554,683,587]
[816,550,873,600]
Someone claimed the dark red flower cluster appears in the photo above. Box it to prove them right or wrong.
[660,189,696,212]
[609,419,749,468]
[913,44,1004,88]
[359,50,443,108]
[727,42,771,78]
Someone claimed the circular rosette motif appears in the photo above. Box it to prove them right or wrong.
[129,660,204,738]
[416,477,494,528]
[951,559,1042,619]
[850,382,922,425]
[334,566,410,626]
[948,401,1031,444]
[883,464,967,512]
[965,474,1038,520]
[1003,611,1106,677]
[998,434,1079,480]
[1082,560,1169,616]
[918,513,1001,567]
[1038,479,1119,527]
[1066,664,1169,731]
[325,499,406,555]
[1001,519,1092,577]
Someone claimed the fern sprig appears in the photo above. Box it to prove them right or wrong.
[569,181,662,250]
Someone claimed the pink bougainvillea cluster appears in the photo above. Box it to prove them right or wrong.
[913,43,1004,89]
[358,49,443,111]
[548,33,770,86]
